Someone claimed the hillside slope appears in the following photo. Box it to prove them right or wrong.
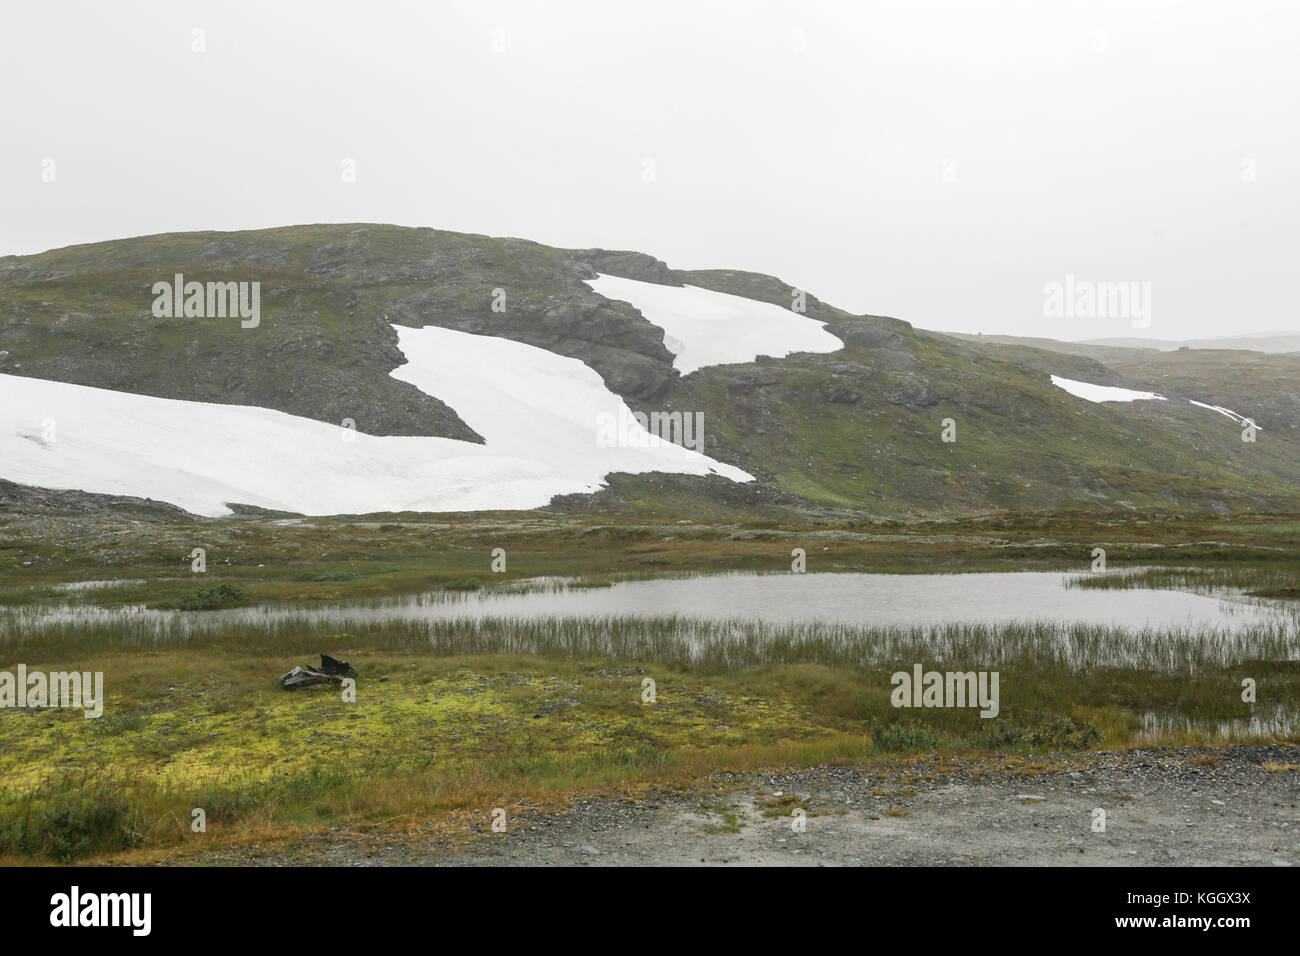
[2,224,1297,517]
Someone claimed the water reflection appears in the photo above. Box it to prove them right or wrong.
[5,571,1294,639]
[1137,706,1299,742]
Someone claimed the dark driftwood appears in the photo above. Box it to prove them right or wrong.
[279,654,358,690]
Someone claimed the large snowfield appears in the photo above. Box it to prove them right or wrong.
[0,326,752,517]
[585,274,844,374]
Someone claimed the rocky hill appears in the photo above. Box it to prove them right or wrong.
[2,224,1297,517]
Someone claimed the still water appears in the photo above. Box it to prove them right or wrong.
[13,571,1293,634]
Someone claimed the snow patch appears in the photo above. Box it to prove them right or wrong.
[0,327,752,517]
[1050,375,1167,403]
[1189,400,1262,429]
[585,273,843,374]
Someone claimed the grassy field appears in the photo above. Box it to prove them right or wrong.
[5,508,1300,607]
[3,625,1296,864]
[1,509,1298,863]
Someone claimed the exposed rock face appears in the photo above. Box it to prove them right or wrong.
[883,378,936,407]
[0,278,482,442]
[836,320,907,350]
[388,287,679,403]
[823,379,861,405]
[679,268,914,358]
[568,249,683,286]
[0,478,193,518]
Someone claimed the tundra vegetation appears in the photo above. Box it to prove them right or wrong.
[2,228,1298,861]
[0,508,1296,863]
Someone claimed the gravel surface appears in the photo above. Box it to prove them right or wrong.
[192,746,1298,867]
[429,746,1297,867]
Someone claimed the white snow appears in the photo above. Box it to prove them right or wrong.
[1050,376,1263,429]
[585,273,843,374]
[1050,377,1264,430]
[1189,399,1262,429]
[0,326,752,517]
[1050,375,1167,403]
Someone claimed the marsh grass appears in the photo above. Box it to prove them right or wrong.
[8,509,1299,611]
[1065,566,1300,597]
[4,608,1296,674]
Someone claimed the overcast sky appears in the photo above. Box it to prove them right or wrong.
[2,0,1296,340]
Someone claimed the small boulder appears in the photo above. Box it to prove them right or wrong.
[279,654,357,690]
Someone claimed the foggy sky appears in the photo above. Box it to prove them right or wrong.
[2,0,1296,341]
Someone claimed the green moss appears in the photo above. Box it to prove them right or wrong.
[155,582,249,610]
